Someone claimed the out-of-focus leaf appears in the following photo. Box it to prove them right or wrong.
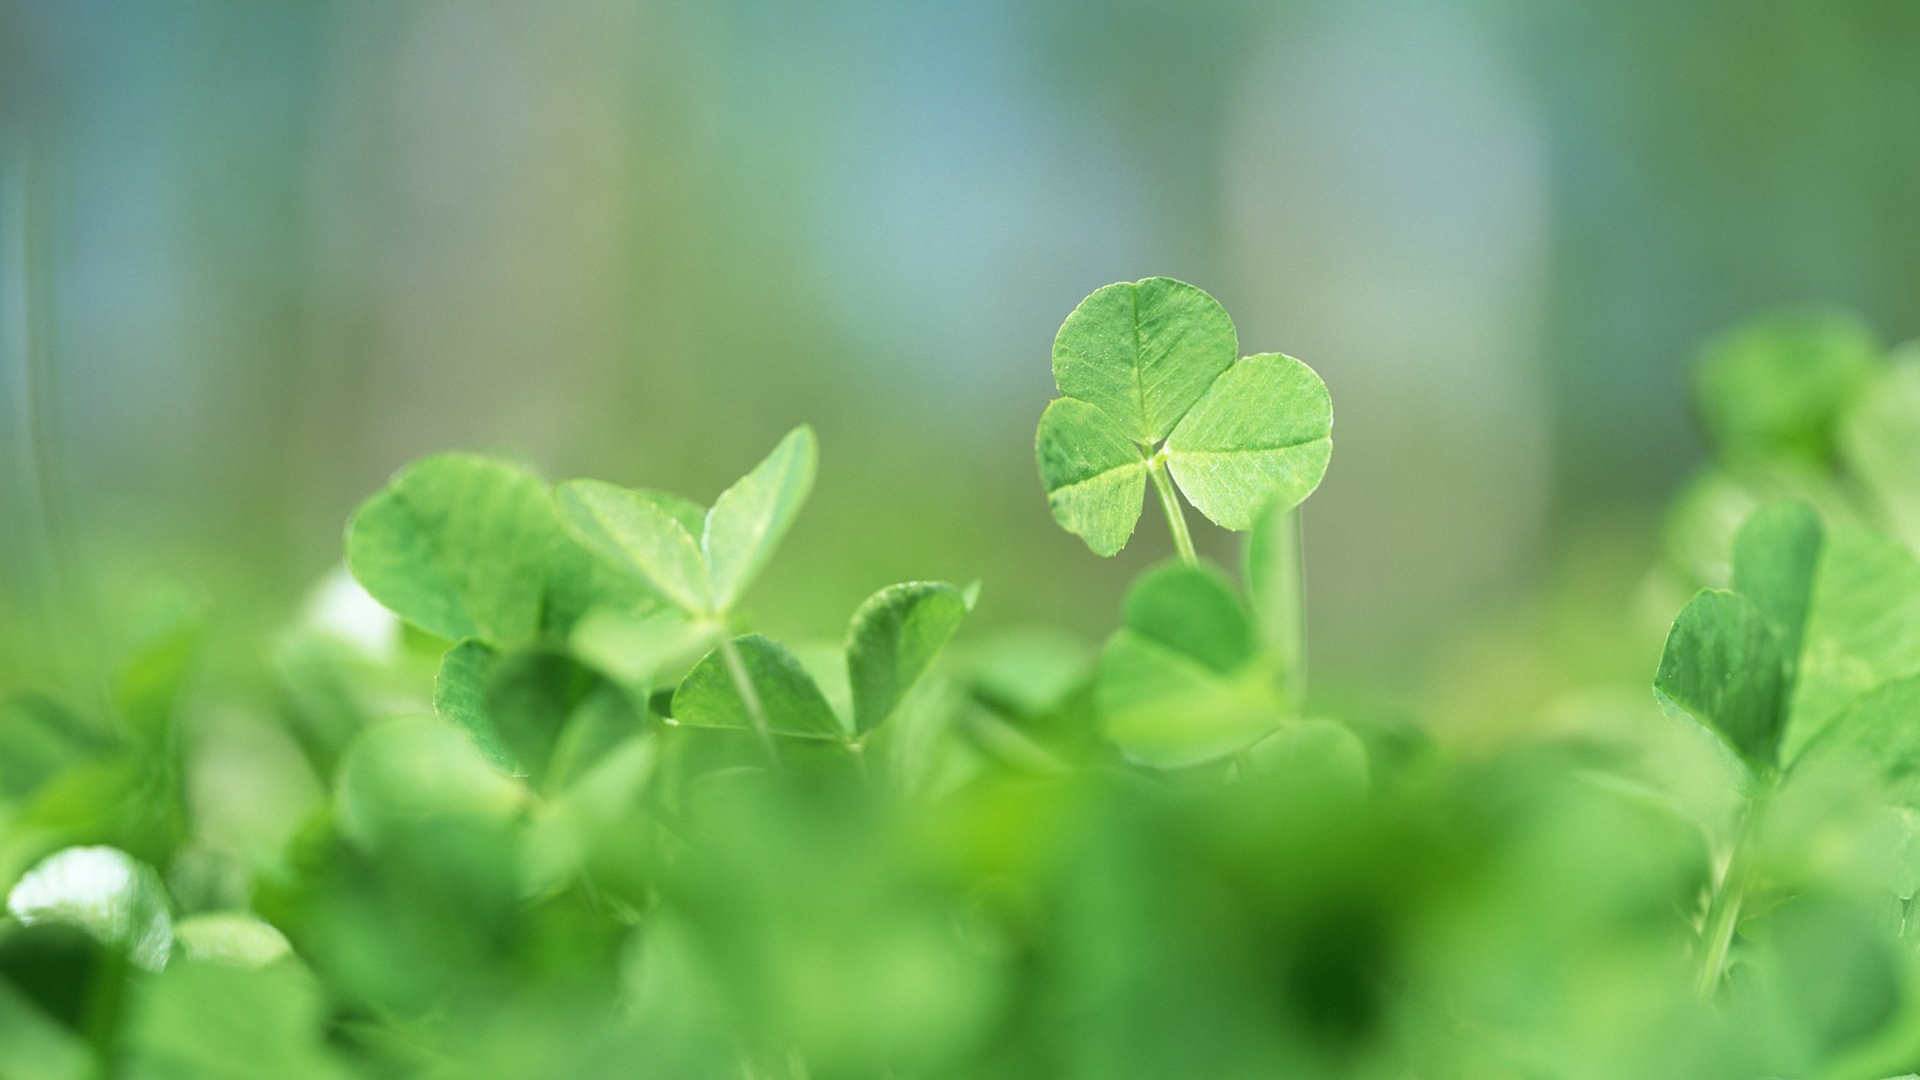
[1247,719,1369,803]
[334,717,524,849]
[172,912,291,968]
[1730,500,1822,661]
[0,696,113,803]
[847,582,973,734]
[346,455,558,644]
[1785,529,1920,760]
[570,607,719,691]
[703,426,817,613]
[1121,561,1256,674]
[1097,562,1280,767]
[1797,675,1920,810]
[963,628,1092,719]
[1164,354,1333,531]
[0,976,90,1080]
[126,958,349,1080]
[1843,349,1920,548]
[672,635,844,739]
[1051,277,1236,444]
[1692,309,1878,466]
[1035,397,1148,557]
[5,846,173,971]
[1654,590,1787,772]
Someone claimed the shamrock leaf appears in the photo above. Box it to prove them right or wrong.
[557,426,817,617]
[1036,279,1332,557]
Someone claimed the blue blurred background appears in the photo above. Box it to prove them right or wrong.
[4,0,1919,708]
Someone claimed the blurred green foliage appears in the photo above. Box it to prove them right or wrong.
[3,294,1920,1078]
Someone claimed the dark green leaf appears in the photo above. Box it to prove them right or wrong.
[1654,589,1788,771]
[1119,561,1256,674]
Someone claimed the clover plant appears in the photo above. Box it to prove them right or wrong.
[9,290,1920,1080]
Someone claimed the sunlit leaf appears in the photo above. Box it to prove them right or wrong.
[1051,278,1236,445]
[6,846,173,971]
[1164,354,1333,530]
[1035,397,1148,556]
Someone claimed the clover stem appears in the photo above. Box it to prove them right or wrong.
[1148,455,1198,567]
[719,636,783,769]
[1271,508,1307,711]
[1697,790,1766,997]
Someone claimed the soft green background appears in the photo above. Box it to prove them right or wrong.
[4,0,1919,711]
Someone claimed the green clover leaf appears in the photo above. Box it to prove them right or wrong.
[1036,279,1332,559]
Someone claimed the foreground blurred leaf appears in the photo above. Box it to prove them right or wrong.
[1843,348,1920,548]
[5,846,172,971]
[335,717,525,848]
[1098,562,1280,767]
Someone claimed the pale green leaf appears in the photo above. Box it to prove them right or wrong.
[1692,309,1878,466]
[1095,561,1279,767]
[1798,675,1920,809]
[557,479,711,614]
[335,717,525,849]
[345,454,558,644]
[1786,529,1920,760]
[1654,589,1788,771]
[1097,636,1281,769]
[847,581,973,734]
[1164,353,1334,530]
[1842,350,1920,548]
[172,912,291,968]
[1119,561,1256,674]
[569,606,719,690]
[703,426,818,612]
[1051,277,1236,444]
[1035,397,1148,556]
[671,635,843,738]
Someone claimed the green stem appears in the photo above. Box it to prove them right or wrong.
[1273,508,1307,711]
[718,636,782,769]
[1697,794,1764,997]
[1148,455,1197,567]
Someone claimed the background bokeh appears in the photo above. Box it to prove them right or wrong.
[5,0,1920,715]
